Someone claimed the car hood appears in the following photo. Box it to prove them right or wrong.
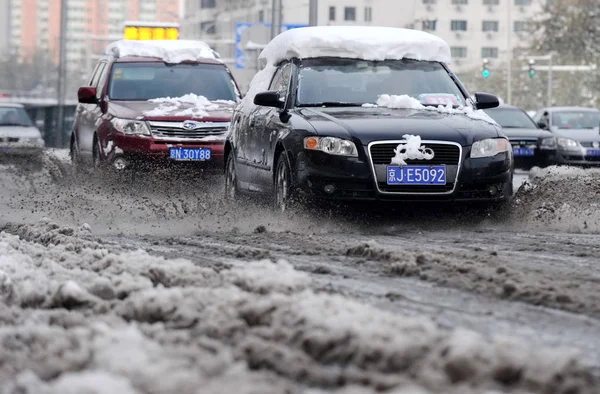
[108,100,236,122]
[0,126,42,139]
[295,107,501,146]
[500,127,553,139]
[550,127,600,142]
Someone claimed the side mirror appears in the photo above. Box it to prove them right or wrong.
[537,121,548,129]
[474,92,500,110]
[78,87,98,104]
[254,91,284,109]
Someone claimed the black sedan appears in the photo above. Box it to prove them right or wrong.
[225,59,513,211]
[484,105,557,169]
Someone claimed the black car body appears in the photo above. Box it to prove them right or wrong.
[532,107,600,166]
[225,28,513,209]
[484,105,557,169]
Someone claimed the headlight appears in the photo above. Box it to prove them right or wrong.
[304,136,358,157]
[470,138,511,158]
[557,138,581,150]
[111,118,151,135]
[540,137,557,150]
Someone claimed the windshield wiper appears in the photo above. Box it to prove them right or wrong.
[299,102,364,107]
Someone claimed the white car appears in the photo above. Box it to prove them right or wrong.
[0,103,45,161]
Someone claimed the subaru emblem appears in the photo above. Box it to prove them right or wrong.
[183,121,199,130]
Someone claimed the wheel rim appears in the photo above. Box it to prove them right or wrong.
[276,160,289,212]
[225,156,236,200]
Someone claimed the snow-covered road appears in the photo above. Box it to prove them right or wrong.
[0,150,599,393]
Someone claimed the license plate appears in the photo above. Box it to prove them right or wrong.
[586,149,600,157]
[169,147,211,161]
[387,165,446,185]
[513,147,535,156]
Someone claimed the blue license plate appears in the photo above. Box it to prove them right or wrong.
[387,165,446,185]
[169,147,211,161]
[513,147,535,156]
[586,149,600,157]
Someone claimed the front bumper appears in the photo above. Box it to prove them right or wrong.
[0,145,44,157]
[556,148,600,167]
[101,133,225,169]
[294,146,512,202]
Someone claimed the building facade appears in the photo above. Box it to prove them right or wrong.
[6,0,179,76]
[412,0,545,73]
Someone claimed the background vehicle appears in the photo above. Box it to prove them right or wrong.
[533,107,600,166]
[0,103,45,164]
[484,105,556,169]
[70,40,241,173]
[225,27,512,210]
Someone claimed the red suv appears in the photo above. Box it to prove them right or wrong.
[70,40,241,172]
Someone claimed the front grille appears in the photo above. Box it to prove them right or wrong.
[509,138,537,146]
[581,141,600,148]
[148,121,228,140]
[369,143,460,165]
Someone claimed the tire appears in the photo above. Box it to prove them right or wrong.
[224,153,238,201]
[274,153,296,212]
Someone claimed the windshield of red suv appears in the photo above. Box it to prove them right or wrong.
[108,62,238,101]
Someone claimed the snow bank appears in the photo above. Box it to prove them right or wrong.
[144,94,234,118]
[0,220,597,394]
[105,40,220,63]
[512,166,600,233]
[374,94,498,125]
[258,26,452,68]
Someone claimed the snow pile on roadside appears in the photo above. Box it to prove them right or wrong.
[0,220,597,394]
[512,166,600,233]
[145,94,235,118]
[374,95,498,125]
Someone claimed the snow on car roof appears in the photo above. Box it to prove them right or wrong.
[105,40,221,64]
[258,26,452,67]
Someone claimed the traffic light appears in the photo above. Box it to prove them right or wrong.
[482,58,490,78]
[528,59,536,78]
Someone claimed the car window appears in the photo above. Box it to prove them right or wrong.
[0,107,34,127]
[90,63,106,88]
[551,111,600,129]
[269,63,291,98]
[297,58,465,106]
[484,108,538,128]
[108,62,238,101]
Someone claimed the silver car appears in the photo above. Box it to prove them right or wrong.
[0,103,45,161]
[533,107,600,166]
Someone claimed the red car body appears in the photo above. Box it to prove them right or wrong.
[71,47,241,172]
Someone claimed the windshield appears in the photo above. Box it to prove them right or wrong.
[484,108,538,129]
[552,111,600,129]
[0,107,33,127]
[297,58,466,107]
[108,62,238,101]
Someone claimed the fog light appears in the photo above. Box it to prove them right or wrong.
[324,184,335,194]
[113,157,127,170]
[488,185,499,196]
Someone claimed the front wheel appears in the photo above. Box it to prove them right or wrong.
[224,153,238,201]
[274,154,297,212]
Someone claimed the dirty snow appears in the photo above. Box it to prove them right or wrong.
[259,26,452,68]
[0,220,597,394]
[374,95,498,125]
[105,40,220,63]
[144,94,229,118]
